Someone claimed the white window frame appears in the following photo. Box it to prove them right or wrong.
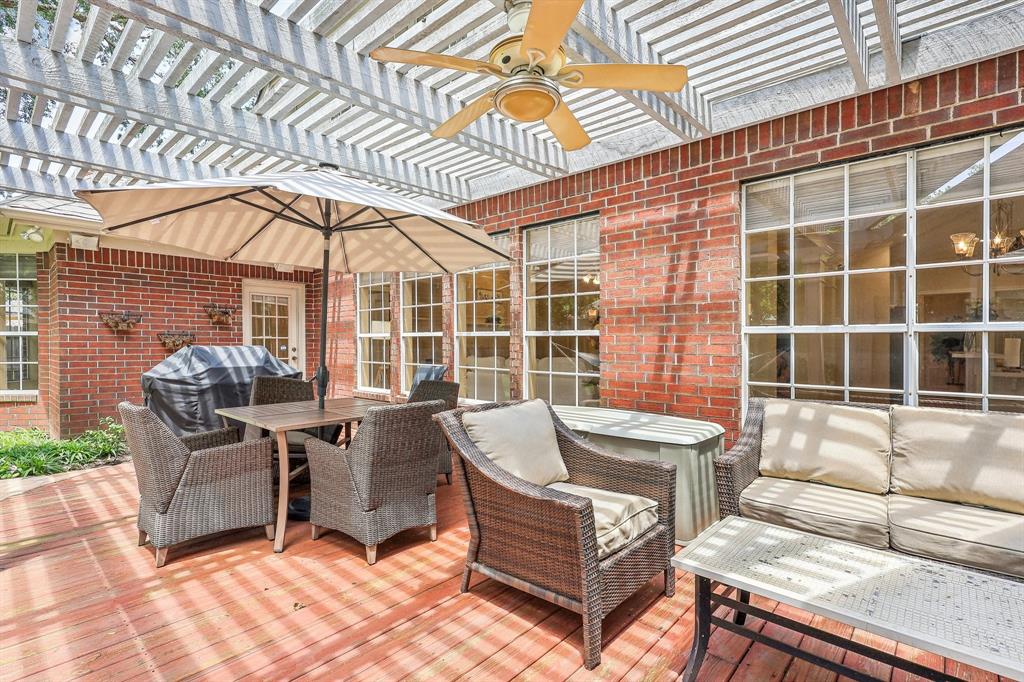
[740,128,1024,413]
[454,240,512,403]
[0,253,39,397]
[355,272,392,392]
[523,216,601,407]
[399,272,444,394]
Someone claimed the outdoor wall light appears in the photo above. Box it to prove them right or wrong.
[99,310,143,331]
[157,331,196,351]
[203,303,236,325]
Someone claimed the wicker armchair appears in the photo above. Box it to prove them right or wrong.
[118,402,275,567]
[248,374,340,459]
[408,379,460,484]
[433,400,677,670]
[305,400,448,565]
[714,398,890,518]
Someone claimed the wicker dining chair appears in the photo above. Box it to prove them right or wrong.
[305,400,448,565]
[248,375,341,468]
[407,379,460,484]
[118,402,275,567]
[433,400,677,670]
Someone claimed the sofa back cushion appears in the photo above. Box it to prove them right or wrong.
[463,399,570,487]
[891,406,1024,513]
[759,399,892,494]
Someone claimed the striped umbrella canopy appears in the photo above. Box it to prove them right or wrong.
[76,167,508,408]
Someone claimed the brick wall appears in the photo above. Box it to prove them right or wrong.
[449,51,1024,439]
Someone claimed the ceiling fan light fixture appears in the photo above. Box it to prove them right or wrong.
[504,0,532,33]
[494,76,560,122]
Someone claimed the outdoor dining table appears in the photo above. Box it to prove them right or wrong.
[215,397,382,553]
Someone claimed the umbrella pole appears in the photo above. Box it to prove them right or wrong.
[316,229,330,411]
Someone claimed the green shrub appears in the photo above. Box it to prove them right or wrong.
[0,417,128,479]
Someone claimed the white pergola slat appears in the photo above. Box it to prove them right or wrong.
[0,0,1021,215]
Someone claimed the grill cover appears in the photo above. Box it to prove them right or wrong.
[142,345,300,435]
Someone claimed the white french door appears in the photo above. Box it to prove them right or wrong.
[242,280,306,373]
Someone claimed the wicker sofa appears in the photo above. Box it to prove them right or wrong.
[716,398,1024,578]
[434,399,677,670]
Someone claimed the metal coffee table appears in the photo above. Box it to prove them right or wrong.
[671,517,1024,681]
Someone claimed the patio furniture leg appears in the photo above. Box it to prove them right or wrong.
[682,576,712,681]
[137,529,148,546]
[344,421,352,447]
[445,473,452,485]
[429,523,437,541]
[264,524,275,541]
[582,598,603,670]
[664,566,675,597]
[461,566,473,593]
[311,524,323,540]
[734,589,750,625]
[274,430,290,553]
[155,547,168,568]
[366,544,377,565]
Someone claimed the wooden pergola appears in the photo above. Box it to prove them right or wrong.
[0,0,1022,212]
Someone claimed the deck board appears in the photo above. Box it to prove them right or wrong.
[0,463,1005,681]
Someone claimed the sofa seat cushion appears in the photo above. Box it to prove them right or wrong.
[548,482,658,559]
[463,399,569,486]
[739,477,889,549]
[759,399,892,494]
[888,495,1024,579]
[891,406,1024,514]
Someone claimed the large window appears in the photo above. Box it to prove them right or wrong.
[399,273,443,393]
[0,254,38,394]
[355,273,391,391]
[456,233,511,402]
[524,216,601,406]
[742,128,1024,412]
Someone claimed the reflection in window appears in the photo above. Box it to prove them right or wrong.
[400,273,443,393]
[0,254,39,392]
[525,217,600,406]
[356,273,391,391]
[456,233,511,402]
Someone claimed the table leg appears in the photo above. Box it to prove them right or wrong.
[681,576,711,681]
[344,421,352,447]
[274,431,290,553]
[734,589,749,625]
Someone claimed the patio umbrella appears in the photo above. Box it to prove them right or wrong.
[76,167,507,408]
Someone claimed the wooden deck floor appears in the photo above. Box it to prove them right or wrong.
[0,462,1011,681]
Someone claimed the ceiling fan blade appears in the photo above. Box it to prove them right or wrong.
[370,47,502,77]
[544,101,590,151]
[432,92,496,139]
[558,63,688,92]
[521,0,584,62]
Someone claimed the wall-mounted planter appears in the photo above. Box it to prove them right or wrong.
[100,310,143,331]
[157,331,196,351]
[203,303,236,325]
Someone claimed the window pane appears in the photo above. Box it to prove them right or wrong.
[849,214,906,269]
[918,394,982,410]
[550,223,574,260]
[526,264,549,296]
[749,384,790,398]
[529,372,550,401]
[849,271,905,324]
[849,155,906,215]
[989,332,1024,398]
[745,178,789,230]
[529,337,549,370]
[794,387,843,401]
[527,298,549,331]
[917,201,984,265]
[576,254,599,293]
[794,222,843,274]
[990,196,1024,260]
[794,168,844,223]
[918,331,981,394]
[551,373,576,405]
[989,399,1024,413]
[746,280,789,326]
[550,296,574,330]
[849,391,903,405]
[794,333,843,386]
[747,334,790,384]
[990,128,1024,196]
[494,267,511,299]
[794,276,843,325]
[746,229,789,278]
[578,376,600,406]
[577,218,599,255]
[917,138,984,205]
[0,255,16,278]
[992,266,1024,321]
[22,362,38,391]
[577,336,600,373]
[849,333,903,390]
[457,272,474,302]
[577,294,599,330]
[916,265,982,323]
[526,227,548,261]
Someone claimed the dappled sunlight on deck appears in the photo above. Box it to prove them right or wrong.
[0,464,1010,681]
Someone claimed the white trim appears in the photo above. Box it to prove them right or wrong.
[241,279,306,373]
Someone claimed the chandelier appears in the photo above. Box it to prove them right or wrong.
[949,200,1024,275]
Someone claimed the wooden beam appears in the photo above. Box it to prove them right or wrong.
[77,6,113,63]
[0,38,469,202]
[89,0,565,177]
[0,165,98,201]
[16,0,38,43]
[873,0,902,84]
[109,19,145,72]
[826,0,869,92]
[135,31,176,80]
[47,0,77,52]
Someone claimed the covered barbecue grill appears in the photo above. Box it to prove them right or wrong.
[142,345,300,435]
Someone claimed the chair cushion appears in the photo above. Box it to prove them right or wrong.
[888,495,1024,579]
[891,406,1024,514]
[462,399,569,486]
[739,477,889,549]
[759,399,892,494]
[548,482,659,559]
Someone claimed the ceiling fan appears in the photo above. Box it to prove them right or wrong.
[369,0,688,151]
